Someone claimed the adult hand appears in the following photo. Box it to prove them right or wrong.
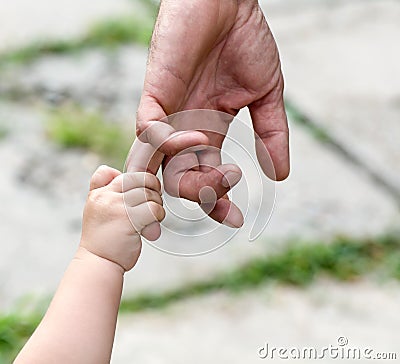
[134,0,289,228]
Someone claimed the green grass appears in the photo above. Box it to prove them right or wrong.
[286,101,331,143]
[46,106,133,169]
[0,312,42,363]
[84,14,153,47]
[0,13,154,68]
[2,233,400,361]
[120,233,400,312]
[135,0,159,18]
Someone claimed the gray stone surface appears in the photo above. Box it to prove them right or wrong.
[0,103,96,309]
[0,0,133,51]
[1,5,399,304]
[0,96,398,310]
[112,280,400,363]
[0,46,148,121]
[261,0,400,199]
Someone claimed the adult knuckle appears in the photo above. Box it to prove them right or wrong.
[135,117,146,136]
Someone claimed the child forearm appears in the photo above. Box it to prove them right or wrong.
[14,247,124,364]
[15,164,164,363]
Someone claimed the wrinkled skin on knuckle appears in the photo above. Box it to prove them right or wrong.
[135,114,147,137]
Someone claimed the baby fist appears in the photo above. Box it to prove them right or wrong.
[80,165,165,271]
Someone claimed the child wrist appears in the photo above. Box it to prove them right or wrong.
[75,245,126,275]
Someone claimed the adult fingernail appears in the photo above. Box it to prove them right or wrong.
[221,170,242,188]
[222,205,244,228]
[223,214,244,228]
[199,186,217,204]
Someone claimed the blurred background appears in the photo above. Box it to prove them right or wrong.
[0,0,399,362]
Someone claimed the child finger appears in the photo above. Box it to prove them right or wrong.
[127,201,166,233]
[90,165,121,191]
[109,172,161,194]
[142,222,161,241]
[123,188,163,207]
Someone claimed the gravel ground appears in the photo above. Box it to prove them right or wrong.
[0,0,133,51]
[112,279,400,364]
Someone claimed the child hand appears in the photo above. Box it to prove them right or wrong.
[80,165,165,272]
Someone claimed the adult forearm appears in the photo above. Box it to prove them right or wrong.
[14,247,124,364]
